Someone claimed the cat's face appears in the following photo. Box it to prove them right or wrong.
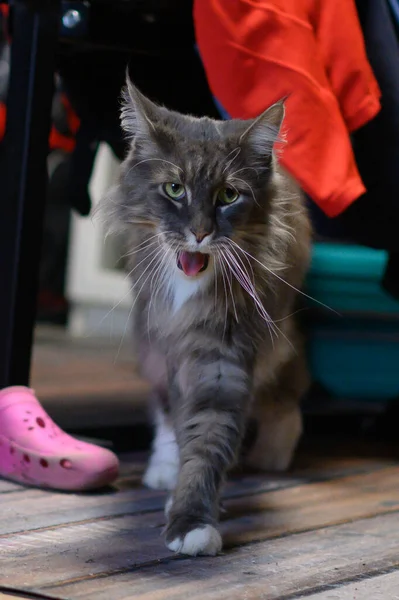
[117,78,284,277]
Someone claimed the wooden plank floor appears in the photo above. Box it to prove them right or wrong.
[2,447,399,600]
[3,328,398,598]
[30,326,149,430]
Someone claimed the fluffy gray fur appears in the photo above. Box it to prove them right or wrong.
[100,77,311,557]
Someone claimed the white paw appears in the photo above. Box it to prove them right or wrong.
[144,416,179,490]
[166,525,222,556]
[143,460,179,491]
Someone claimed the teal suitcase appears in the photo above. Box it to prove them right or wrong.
[305,243,399,403]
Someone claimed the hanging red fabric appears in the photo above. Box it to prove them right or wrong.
[194,0,381,217]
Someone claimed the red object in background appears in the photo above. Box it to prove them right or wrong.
[48,94,80,153]
[0,4,80,153]
[194,0,381,217]
[0,102,5,141]
[37,289,69,325]
[0,5,8,20]
[0,94,79,154]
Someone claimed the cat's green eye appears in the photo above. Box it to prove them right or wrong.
[163,182,186,201]
[217,187,239,205]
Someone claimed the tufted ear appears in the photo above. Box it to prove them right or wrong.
[239,99,286,156]
[120,72,160,139]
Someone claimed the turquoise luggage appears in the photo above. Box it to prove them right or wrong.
[305,243,399,403]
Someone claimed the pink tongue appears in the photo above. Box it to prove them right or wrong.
[179,252,206,276]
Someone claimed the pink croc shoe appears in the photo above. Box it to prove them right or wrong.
[0,386,119,491]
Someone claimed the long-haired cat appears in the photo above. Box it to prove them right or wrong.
[101,76,311,556]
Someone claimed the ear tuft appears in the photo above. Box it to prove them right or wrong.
[240,99,286,156]
[120,71,157,138]
[262,99,285,130]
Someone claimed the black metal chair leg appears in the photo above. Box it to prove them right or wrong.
[0,0,61,387]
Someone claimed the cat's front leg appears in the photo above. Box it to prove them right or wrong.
[143,394,179,491]
[245,343,310,472]
[164,353,250,556]
[139,346,179,491]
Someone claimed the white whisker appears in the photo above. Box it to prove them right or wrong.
[228,238,338,315]
[223,238,256,286]
[123,244,163,281]
[147,248,173,339]
[120,232,166,259]
[119,239,159,262]
[217,249,239,322]
[229,166,260,178]
[228,176,260,207]
[273,307,309,323]
[216,253,229,342]
[85,285,134,338]
[222,147,241,174]
[114,294,136,364]
[114,247,165,363]
[220,247,276,347]
[127,158,183,176]
[223,248,269,318]
[214,256,218,314]
[221,243,303,350]
[124,219,156,227]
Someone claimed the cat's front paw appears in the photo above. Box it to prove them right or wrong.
[165,516,222,556]
[167,526,222,557]
[143,459,179,491]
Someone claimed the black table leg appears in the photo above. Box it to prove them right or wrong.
[0,0,60,387]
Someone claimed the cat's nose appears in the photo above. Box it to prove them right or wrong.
[190,228,213,244]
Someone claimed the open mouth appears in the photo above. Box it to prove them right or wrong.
[177,251,209,277]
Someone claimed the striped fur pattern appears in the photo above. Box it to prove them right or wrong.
[99,78,312,556]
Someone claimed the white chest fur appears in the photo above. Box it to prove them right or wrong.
[167,263,213,314]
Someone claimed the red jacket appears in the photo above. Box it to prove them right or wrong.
[194,0,381,216]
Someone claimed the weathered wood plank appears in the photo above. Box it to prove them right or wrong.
[31,331,149,430]
[0,513,166,590]
[0,471,315,539]
[0,453,392,536]
[0,487,164,537]
[304,570,399,600]
[42,513,399,600]
[0,588,60,600]
[0,594,57,600]
[0,480,26,494]
[2,467,399,591]
[0,594,33,600]
[0,472,306,538]
[0,453,145,497]
[221,465,399,545]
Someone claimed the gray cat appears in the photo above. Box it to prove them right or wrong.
[100,76,311,556]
